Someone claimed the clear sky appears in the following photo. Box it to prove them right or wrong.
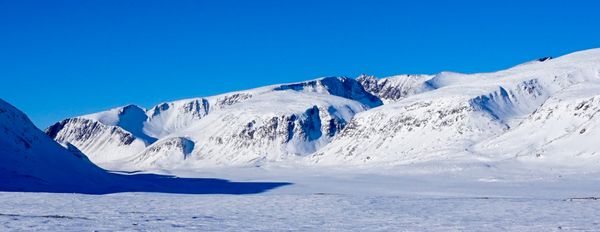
[2,0,599,128]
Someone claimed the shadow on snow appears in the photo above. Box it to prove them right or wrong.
[1,171,292,195]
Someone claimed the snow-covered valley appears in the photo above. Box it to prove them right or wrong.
[3,166,600,231]
[3,48,600,231]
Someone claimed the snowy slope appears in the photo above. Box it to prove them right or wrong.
[0,99,115,192]
[313,48,600,166]
[475,83,600,167]
[311,95,509,165]
[47,77,382,169]
[143,91,368,168]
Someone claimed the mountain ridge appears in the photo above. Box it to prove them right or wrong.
[46,76,382,169]
[44,48,600,171]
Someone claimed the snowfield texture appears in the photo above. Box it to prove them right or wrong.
[3,165,600,232]
[3,192,600,231]
[46,48,600,171]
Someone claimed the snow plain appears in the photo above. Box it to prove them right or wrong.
[3,165,600,231]
[4,192,600,231]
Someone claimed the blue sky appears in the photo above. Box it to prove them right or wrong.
[1,0,599,128]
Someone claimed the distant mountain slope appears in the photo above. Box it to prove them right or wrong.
[475,83,600,167]
[313,48,600,166]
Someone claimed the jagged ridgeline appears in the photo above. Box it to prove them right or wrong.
[46,48,600,169]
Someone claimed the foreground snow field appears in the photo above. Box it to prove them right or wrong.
[3,192,600,231]
[2,167,600,231]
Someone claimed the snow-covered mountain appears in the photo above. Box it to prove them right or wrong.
[46,48,600,170]
[0,99,115,192]
[313,49,600,167]
[47,77,382,169]
[0,100,290,194]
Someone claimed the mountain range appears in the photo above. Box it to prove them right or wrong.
[5,48,600,174]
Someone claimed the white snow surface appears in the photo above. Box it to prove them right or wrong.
[3,166,600,231]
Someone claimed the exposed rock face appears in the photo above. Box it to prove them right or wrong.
[46,117,147,163]
[275,77,383,107]
[356,74,434,103]
[215,93,253,109]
